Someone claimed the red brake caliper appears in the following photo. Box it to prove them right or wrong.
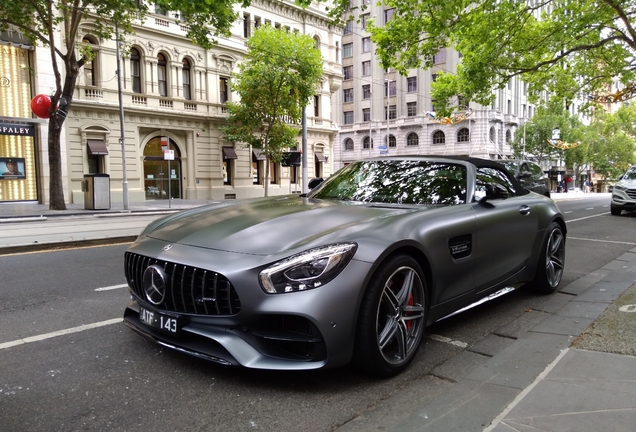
[405,292,414,330]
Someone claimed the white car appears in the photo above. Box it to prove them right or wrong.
[610,165,636,215]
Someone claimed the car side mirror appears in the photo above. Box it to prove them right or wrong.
[308,177,324,189]
[478,184,509,203]
[517,171,532,179]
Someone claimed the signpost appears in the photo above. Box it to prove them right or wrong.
[163,146,174,208]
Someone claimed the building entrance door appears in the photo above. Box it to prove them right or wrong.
[143,137,182,199]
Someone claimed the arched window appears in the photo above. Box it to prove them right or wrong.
[407,132,419,146]
[130,48,141,94]
[386,134,396,148]
[344,138,354,151]
[489,127,496,143]
[457,128,470,142]
[182,58,191,100]
[505,129,511,143]
[363,136,373,149]
[82,36,98,87]
[158,53,168,97]
[433,130,446,144]
[313,35,321,51]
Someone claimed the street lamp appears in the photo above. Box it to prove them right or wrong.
[115,22,129,210]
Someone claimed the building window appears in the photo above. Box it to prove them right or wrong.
[157,53,168,97]
[407,132,419,146]
[361,14,370,30]
[343,66,353,80]
[385,105,396,120]
[363,108,370,121]
[433,47,446,64]
[457,128,470,142]
[362,37,371,53]
[344,138,354,151]
[362,84,371,99]
[384,8,394,24]
[384,80,396,96]
[223,160,232,185]
[490,127,496,142]
[431,73,438,82]
[243,13,251,38]
[407,102,417,117]
[182,58,191,100]
[254,16,261,29]
[343,43,353,58]
[363,136,373,149]
[344,111,354,124]
[386,134,396,148]
[507,99,511,114]
[220,77,229,103]
[313,35,321,50]
[82,37,98,87]
[433,130,446,144]
[407,76,417,92]
[154,4,167,15]
[344,19,353,35]
[314,95,320,118]
[362,61,371,76]
[269,161,278,184]
[343,88,354,103]
[130,48,141,93]
[506,129,512,143]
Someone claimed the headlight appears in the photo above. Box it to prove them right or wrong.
[614,185,626,191]
[259,243,358,294]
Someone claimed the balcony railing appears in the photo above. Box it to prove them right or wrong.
[159,99,173,109]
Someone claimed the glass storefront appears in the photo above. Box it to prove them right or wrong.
[143,137,181,199]
[0,45,38,202]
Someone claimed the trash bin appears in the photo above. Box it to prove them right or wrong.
[83,173,110,210]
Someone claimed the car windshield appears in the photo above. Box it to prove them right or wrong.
[623,167,636,180]
[309,160,467,205]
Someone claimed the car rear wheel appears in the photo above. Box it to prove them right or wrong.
[354,255,427,377]
[610,205,622,216]
[530,222,565,294]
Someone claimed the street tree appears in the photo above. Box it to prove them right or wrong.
[365,0,636,117]
[585,106,636,185]
[221,25,323,197]
[0,0,315,209]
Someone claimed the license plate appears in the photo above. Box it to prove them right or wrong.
[139,306,180,334]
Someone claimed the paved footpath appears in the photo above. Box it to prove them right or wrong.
[1,193,635,431]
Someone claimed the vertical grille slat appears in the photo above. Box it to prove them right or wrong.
[124,252,241,316]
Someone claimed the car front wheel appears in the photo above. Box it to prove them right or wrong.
[354,255,427,377]
[610,205,622,216]
[530,222,565,294]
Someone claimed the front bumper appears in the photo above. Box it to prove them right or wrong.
[122,239,373,370]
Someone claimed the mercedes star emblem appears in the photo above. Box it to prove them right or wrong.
[163,244,174,251]
[142,264,168,305]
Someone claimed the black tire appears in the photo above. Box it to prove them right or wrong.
[610,205,622,216]
[529,222,565,294]
[354,255,427,377]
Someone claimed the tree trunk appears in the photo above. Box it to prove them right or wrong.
[264,155,270,197]
[47,67,78,210]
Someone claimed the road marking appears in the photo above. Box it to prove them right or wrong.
[564,211,572,214]
[568,237,636,246]
[0,318,123,350]
[484,348,570,431]
[426,334,468,348]
[585,207,594,210]
[95,283,128,291]
[567,212,609,222]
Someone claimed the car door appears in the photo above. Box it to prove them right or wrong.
[471,166,539,292]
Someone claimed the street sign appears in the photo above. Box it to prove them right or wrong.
[163,149,174,160]
[161,136,169,147]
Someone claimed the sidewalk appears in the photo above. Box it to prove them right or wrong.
[1,194,634,432]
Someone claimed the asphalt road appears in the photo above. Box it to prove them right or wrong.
[1,194,634,432]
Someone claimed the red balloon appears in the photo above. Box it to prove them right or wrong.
[31,94,52,119]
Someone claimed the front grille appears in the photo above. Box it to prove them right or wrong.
[626,188,636,199]
[124,252,241,316]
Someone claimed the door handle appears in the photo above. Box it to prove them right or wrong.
[519,205,531,215]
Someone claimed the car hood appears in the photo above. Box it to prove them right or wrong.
[617,178,636,189]
[144,196,423,255]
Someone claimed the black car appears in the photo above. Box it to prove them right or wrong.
[501,160,551,197]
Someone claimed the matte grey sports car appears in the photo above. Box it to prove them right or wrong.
[123,156,566,376]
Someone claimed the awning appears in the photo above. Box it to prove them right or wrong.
[315,152,326,162]
[223,146,238,160]
[252,149,266,161]
[87,139,108,156]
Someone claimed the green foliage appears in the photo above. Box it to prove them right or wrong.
[222,26,323,195]
[366,0,636,117]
